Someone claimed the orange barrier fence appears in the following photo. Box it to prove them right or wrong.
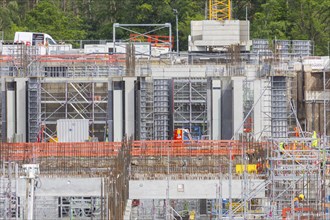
[0,142,122,161]
[0,140,264,161]
[131,140,258,157]
[282,207,313,219]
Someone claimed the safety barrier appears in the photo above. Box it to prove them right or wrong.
[0,140,263,161]
[0,142,122,161]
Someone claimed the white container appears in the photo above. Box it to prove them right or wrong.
[57,119,89,142]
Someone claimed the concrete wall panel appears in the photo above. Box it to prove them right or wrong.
[129,179,265,199]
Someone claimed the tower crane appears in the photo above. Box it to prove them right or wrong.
[208,0,231,21]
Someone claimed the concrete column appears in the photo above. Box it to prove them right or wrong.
[6,81,15,142]
[233,77,244,138]
[253,78,271,140]
[124,77,136,139]
[16,78,27,141]
[211,79,221,140]
[113,81,124,141]
[1,78,6,142]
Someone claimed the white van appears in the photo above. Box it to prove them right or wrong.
[14,32,57,46]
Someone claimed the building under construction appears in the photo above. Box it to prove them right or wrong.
[1,1,330,219]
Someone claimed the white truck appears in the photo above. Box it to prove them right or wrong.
[1,32,74,55]
[14,32,57,46]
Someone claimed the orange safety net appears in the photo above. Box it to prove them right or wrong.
[281,207,313,219]
[129,34,174,48]
[131,140,257,157]
[0,140,263,161]
[0,142,122,161]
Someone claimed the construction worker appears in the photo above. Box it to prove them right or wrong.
[294,127,300,137]
[294,193,305,207]
[189,210,195,220]
[312,131,318,147]
[279,142,285,155]
[293,196,299,207]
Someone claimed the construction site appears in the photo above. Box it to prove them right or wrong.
[0,0,330,219]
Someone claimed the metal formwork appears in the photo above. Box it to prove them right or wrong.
[271,76,288,138]
[153,79,171,140]
[275,40,291,61]
[292,40,312,58]
[252,39,270,53]
[28,78,41,142]
[138,77,155,140]
[136,78,171,140]
[173,78,208,140]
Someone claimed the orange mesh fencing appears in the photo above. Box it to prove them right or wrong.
[0,142,122,161]
[0,140,264,161]
[131,140,258,157]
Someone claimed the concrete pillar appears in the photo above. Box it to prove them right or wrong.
[1,78,6,142]
[6,81,15,142]
[113,81,124,141]
[16,78,27,141]
[211,79,221,140]
[253,78,271,140]
[233,77,244,138]
[124,77,136,139]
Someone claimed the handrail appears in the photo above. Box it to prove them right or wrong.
[168,206,182,220]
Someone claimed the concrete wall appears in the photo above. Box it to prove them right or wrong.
[17,177,102,197]
[129,179,266,199]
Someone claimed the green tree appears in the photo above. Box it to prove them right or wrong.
[289,0,330,55]
[21,0,87,41]
[0,1,21,39]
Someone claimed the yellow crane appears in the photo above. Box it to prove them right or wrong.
[208,0,231,20]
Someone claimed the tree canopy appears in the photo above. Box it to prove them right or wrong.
[1,0,329,55]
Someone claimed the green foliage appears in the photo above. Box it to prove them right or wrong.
[0,1,21,39]
[251,0,330,55]
[22,0,87,41]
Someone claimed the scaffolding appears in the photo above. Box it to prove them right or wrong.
[268,136,327,219]
[39,80,109,142]
[0,161,19,219]
[173,77,208,140]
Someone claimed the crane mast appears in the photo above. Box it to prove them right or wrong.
[208,0,231,20]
